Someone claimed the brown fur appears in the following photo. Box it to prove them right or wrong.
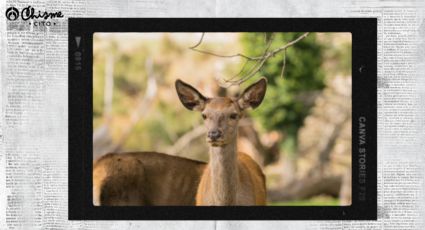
[238,153,267,205]
[93,152,206,206]
[195,151,266,206]
[207,97,236,109]
[176,78,268,206]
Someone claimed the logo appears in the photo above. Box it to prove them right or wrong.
[5,6,64,27]
[5,7,19,21]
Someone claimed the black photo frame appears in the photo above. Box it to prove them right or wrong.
[69,18,377,220]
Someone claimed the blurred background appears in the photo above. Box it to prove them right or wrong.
[93,32,352,206]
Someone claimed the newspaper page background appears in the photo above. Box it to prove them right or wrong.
[0,0,424,229]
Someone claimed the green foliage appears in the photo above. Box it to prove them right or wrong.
[92,38,106,120]
[241,33,324,152]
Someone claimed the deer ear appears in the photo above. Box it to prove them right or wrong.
[175,79,207,111]
[238,77,267,110]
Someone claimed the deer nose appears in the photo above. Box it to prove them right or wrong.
[208,130,222,140]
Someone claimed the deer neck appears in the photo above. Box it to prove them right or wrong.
[208,136,238,205]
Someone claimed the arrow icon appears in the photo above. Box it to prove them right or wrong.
[75,36,81,48]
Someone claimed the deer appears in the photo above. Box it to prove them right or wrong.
[93,78,268,206]
[175,77,267,206]
[93,151,206,206]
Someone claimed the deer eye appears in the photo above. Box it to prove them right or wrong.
[202,114,207,120]
[229,113,238,120]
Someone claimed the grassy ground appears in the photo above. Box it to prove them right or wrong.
[268,197,340,206]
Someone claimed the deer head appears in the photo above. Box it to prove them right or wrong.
[175,78,267,147]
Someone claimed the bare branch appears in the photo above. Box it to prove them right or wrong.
[280,49,287,79]
[269,32,309,55]
[191,47,261,60]
[188,32,310,87]
[189,33,205,49]
[165,125,206,156]
[232,59,249,79]
[190,33,264,61]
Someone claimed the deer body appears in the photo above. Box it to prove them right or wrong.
[176,78,268,206]
[93,151,206,206]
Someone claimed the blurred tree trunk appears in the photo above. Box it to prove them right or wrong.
[268,172,342,201]
[237,118,280,167]
[339,168,352,205]
[281,154,297,185]
[93,55,114,159]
